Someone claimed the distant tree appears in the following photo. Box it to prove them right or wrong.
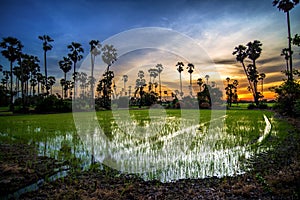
[89,40,101,101]
[100,44,117,109]
[148,68,158,92]
[176,62,184,98]
[122,74,128,95]
[47,76,56,95]
[205,74,210,85]
[60,78,66,98]
[258,73,266,95]
[225,77,239,107]
[59,57,72,98]
[273,0,299,81]
[281,48,290,73]
[135,70,146,108]
[187,63,194,96]
[38,35,54,94]
[68,42,84,84]
[155,64,163,101]
[0,37,23,111]
[197,78,203,92]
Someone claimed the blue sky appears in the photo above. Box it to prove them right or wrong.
[0,0,299,99]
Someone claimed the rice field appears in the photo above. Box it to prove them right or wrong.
[0,109,291,182]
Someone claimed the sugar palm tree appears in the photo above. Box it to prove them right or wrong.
[155,64,164,101]
[36,72,43,95]
[148,68,158,92]
[273,0,299,81]
[68,42,84,83]
[89,40,101,100]
[258,73,266,95]
[187,63,194,96]
[47,76,56,95]
[0,37,23,110]
[205,74,210,85]
[197,78,203,92]
[281,48,290,73]
[176,62,184,97]
[59,56,72,97]
[38,35,54,93]
[246,40,262,105]
[60,78,66,98]
[122,74,128,95]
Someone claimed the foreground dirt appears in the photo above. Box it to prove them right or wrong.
[1,119,300,199]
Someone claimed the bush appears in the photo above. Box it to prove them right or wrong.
[272,80,300,117]
[247,103,257,110]
[35,95,71,113]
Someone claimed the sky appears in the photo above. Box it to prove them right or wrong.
[0,0,300,100]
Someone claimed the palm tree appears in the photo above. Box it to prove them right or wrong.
[197,78,203,92]
[38,35,54,94]
[155,64,164,101]
[233,45,254,94]
[246,40,262,105]
[60,78,66,98]
[176,62,184,98]
[0,37,23,110]
[89,40,101,100]
[101,44,117,108]
[122,74,128,95]
[47,76,56,95]
[36,72,43,96]
[205,74,210,85]
[187,63,194,96]
[258,73,266,95]
[273,0,299,81]
[68,42,84,83]
[59,57,72,97]
[281,48,290,73]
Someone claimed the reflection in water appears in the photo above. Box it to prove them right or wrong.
[72,111,272,182]
[15,111,272,182]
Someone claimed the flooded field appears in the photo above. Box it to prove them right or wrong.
[0,110,278,183]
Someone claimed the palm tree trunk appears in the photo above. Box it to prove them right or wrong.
[241,61,256,102]
[287,11,293,81]
[44,51,48,95]
[9,61,14,111]
[73,62,77,99]
[90,54,95,107]
[64,73,67,98]
[179,72,182,96]
[159,73,162,102]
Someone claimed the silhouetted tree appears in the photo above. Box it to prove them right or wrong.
[38,35,54,94]
[197,78,203,92]
[155,64,163,101]
[135,70,146,108]
[258,73,266,95]
[48,76,56,95]
[68,42,84,84]
[233,40,264,106]
[89,40,101,101]
[225,77,238,107]
[187,63,194,96]
[176,62,184,98]
[273,0,299,81]
[122,74,128,95]
[59,57,72,98]
[0,37,23,111]
[205,74,210,85]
